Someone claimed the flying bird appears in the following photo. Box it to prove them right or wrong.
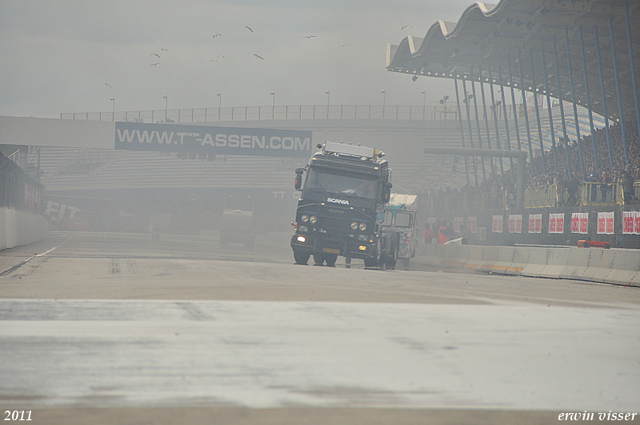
[212,33,222,38]
[105,83,112,89]
[253,54,264,60]
[160,48,169,52]
[217,55,228,59]
[302,35,316,39]
[151,53,161,58]
[150,63,161,66]
[340,44,350,48]
[401,25,411,30]
[245,26,254,33]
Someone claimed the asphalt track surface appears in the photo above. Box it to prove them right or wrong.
[0,231,639,425]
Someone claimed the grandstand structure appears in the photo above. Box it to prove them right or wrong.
[386,0,640,248]
[387,0,639,176]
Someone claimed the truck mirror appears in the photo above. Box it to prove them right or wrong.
[294,168,304,191]
[383,188,391,203]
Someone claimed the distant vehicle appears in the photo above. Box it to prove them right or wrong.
[380,193,419,269]
[290,141,395,268]
[220,196,255,249]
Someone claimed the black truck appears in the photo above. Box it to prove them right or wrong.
[290,141,396,268]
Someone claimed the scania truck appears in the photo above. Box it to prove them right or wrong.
[290,141,396,267]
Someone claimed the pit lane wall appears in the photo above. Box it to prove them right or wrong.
[0,150,48,251]
[0,208,49,251]
[417,243,640,287]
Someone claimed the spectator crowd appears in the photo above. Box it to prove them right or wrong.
[421,119,639,216]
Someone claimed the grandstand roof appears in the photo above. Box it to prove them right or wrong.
[387,0,640,123]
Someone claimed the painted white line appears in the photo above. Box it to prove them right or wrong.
[0,237,71,277]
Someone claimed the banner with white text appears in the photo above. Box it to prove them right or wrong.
[114,122,313,157]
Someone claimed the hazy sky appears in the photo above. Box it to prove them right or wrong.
[1,0,473,118]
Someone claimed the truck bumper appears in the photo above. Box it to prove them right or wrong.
[291,234,373,259]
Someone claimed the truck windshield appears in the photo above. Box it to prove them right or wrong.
[394,212,412,228]
[305,168,378,199]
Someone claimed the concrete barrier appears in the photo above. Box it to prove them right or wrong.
[416,243,640,287]
[0,208,49,251]
[607,250,640,286]
[521,247,550,278]
[539,248,569,279]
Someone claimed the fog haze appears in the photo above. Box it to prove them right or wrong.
[1,0,471,118]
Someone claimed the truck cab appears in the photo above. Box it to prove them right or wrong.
[380,193,419,269]
[290,142,392,267]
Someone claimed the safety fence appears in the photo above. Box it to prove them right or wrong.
[61,104,463,123]
[427,182,639,216]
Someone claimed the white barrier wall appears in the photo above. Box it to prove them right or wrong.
[0,208,49,251]
[417,244,640,287]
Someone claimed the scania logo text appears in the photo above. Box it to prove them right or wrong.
[327,198,349,205]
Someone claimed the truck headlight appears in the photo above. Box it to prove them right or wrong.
[351,221,358,230]
[297,235,306,243]
[309,216,318,224]
[301,214,309,222]
[359,223,367,231]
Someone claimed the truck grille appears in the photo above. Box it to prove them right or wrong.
[320,215,349,237]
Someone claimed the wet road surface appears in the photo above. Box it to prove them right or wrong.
[1,231,639,424]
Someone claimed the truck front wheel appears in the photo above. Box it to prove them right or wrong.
[325,254,337,267]
[294,250,310,265]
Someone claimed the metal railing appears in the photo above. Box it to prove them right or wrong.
[426,182,639,217]
[61,103,460,123]
[523,182,639,208]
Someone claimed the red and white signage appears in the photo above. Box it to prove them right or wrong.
[454,217,464,233]
[570,213,589,234]
[492,215,503,233]
[623,211,640,235]
[597,212,615,235]
[528,214,542,234]
[549,213,565,234]
[508,214,522,233]
[467,216,477,234]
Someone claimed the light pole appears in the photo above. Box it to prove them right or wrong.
[440,95,449,118]
[217,93,222,121]
[381,90,386,118]
[421,90,427,119]
[163,95,168,122]
[325,91,330,118]
[270,91,276,119]
[110,97,115,120]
